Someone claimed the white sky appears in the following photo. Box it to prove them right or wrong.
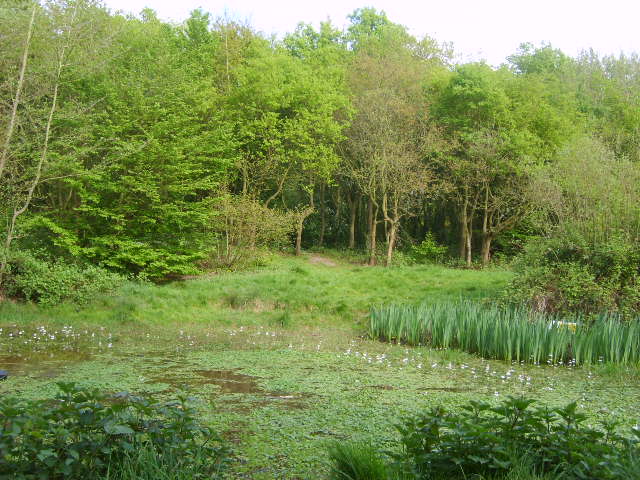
[101,0,640,66]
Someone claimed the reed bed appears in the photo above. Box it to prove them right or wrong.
[369,301,640,366]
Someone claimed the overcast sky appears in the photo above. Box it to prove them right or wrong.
[101,0,639,66]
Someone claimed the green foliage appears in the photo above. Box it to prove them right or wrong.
[396,396,640,479]
[512,138,640,315]
[4,251,126,306]
[507,235,640,315]
[206,195,293,271]
[2,2,639,280]
[0,382,230,479]
[327,397,640,480]
[410,233,448,264]
[370,301,640,365]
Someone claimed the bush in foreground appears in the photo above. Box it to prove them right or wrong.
[0,383,230,479]
[329,396,640,480]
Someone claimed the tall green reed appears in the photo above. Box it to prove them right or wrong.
[369,301,640,366]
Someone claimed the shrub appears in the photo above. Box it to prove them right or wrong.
[507,234,640,315]
[3,251,126,306]
[330,397,640,480]
[0,383,230,480]
[205,195,293,271]
[395,396,640,480]
[410,233,448,264]
[514,137,640,316]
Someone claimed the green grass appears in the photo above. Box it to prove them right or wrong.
[1,254,638,479]
[327,442,390,480]
[369,301,640,366]
[0,253,511,329]
[105,444,226,480]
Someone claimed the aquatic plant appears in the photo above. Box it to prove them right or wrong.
[369,301,640,365]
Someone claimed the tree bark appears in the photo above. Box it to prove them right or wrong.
[293,206,314,256]
[385,223,397,267]
[481,186,491,266]
[383,195,401,267]
[465,221,472,267]
[459,195,468,260]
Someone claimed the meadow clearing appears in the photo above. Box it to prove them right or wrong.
[1,253,638,479]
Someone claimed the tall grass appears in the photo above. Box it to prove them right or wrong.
[327,442,390,480]
[104,443,227,480]
[369,301,640,366]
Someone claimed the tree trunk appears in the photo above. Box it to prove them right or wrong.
[318,183,326,247]
[241,164,248,195]
[385,223,397,267]
[465,223,472,267]
[348,194,357,249]
[481,233,492,266]
[295,218,303,256]
[0,3,36,182]
[368,196,378,266]
[481,186,491,266]
[0,2,76,288]
[294,206,314,256]
[459,196,468,260]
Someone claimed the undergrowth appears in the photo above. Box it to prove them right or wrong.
[0,383,230,479]
[329,396,640,480]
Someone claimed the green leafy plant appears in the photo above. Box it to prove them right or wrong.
[507,234,640,316]
[410,233,448,264]
[395,396,640,479]
[0,383,230,479]
[4,251,126,306]
[330,397,640,480]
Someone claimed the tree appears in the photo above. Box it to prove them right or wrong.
[344,10,446,265]
[1,0,109,286]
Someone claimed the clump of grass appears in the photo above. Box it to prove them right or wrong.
[328,441,389,480]
[273,309,292,328]
[105,443,227,480]
[221,289,259,309]
[369,301,640,366]
[290,265,310,275]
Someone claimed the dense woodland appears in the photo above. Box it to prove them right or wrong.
[1,0,640,314]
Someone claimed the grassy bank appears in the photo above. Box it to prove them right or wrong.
[0,253,511,329]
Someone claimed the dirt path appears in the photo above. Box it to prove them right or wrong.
[308,255,337,267]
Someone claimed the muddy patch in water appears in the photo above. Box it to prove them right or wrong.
[0,351,91,380]
[419,386,474,393]
[146,368,311,411]
[195,369,262,394]
[198,369,311,410]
